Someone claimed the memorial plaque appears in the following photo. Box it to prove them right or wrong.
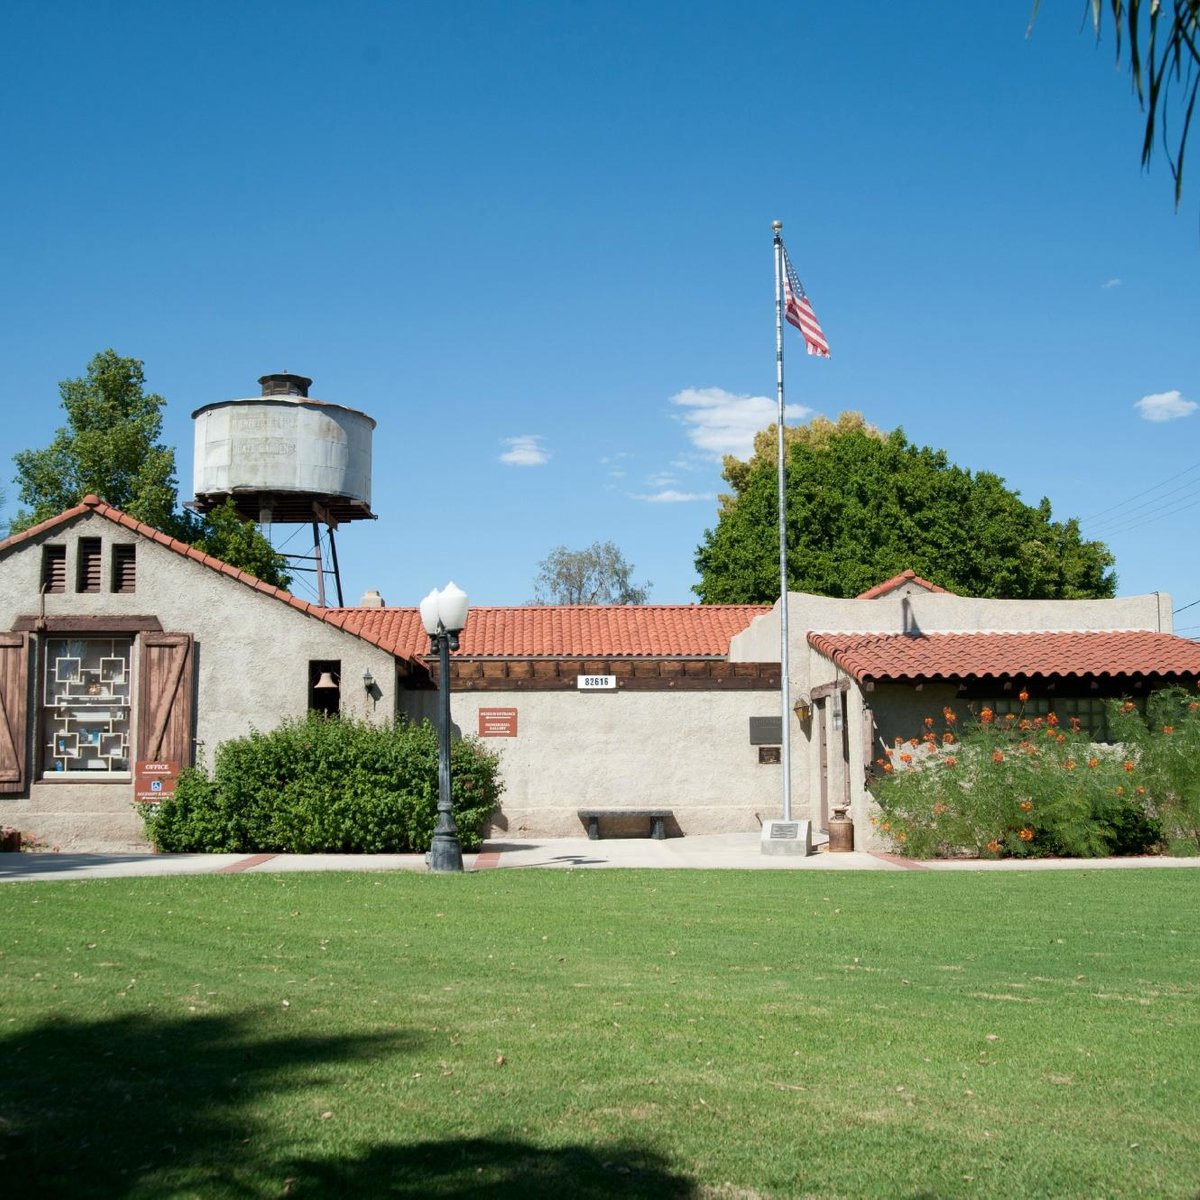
[749,716,783,745]
[758,745,781,765]
[770,822,799,839]
[478,707,518,737]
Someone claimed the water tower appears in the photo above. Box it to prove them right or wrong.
[191,372,376,606]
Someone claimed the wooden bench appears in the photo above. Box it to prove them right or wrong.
[577,809,672,841]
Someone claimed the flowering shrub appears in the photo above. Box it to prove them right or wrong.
[1107,687,1200,853]
[870,697,1162,859]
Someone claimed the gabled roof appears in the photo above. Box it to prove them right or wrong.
[333,604,770,658]
[0,496,395,650]
[808,629,1200,684]
[1,497,766,659]
[855,570,950,600]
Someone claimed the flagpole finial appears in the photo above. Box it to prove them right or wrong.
[772,220,782,231]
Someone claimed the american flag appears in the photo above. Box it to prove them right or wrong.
[782,246,830,358]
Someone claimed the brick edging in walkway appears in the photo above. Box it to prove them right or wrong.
[219,853,278,873]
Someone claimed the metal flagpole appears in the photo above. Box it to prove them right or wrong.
[772,220,792,823]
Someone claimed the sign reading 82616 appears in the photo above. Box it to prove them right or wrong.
[577,675,617,691]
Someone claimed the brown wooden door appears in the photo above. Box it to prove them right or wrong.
[0,633,29,793]
[136,633,195,765]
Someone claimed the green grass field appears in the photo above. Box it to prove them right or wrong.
[1,868,1197,1198]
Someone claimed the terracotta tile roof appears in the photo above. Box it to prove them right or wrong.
[333,604,770,658]
[0,498,766,660]
[855,570,951,600]
[808,629,1200,683]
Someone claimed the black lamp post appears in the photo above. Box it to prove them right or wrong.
[420,582,469,873]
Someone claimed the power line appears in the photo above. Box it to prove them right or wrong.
[1081,460,1200,524]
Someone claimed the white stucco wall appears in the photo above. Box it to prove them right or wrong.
[0,512,399,850]
[400,686,786,838]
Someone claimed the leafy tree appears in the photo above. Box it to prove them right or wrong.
[1034,1,1200,209]
[693,412,1116,603]
[11,350,291,588]
[12,350,179,531]
[532,540,651,605]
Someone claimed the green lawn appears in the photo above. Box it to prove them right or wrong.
[1,868,1197,1198]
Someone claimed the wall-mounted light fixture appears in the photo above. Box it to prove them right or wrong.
[792,698,811,722]
[362,668,375,692]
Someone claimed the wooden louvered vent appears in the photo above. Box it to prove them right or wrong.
[42,545,66,593]
[111,544,136,594]
[77,538,102,593]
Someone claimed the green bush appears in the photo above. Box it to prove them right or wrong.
[870,700,1163,859]
[142,715,503,854]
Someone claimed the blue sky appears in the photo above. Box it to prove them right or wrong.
[2,2,1197,625]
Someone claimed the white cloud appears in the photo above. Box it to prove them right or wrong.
[1135,390,1197,423]
[499,434,550,466]
[670,386,811,460]
[633,489,713,504]
[1101,277,1122,290]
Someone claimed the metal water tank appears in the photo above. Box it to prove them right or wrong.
[191,373,376,524]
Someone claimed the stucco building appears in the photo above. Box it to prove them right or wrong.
[4,504,1200,853]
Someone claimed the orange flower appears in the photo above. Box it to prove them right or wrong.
[1064,759,1077,771]
[1115,785,1125,796]
[1004,712,1016,723]
[980,707,995,724]
[924,716,935,728]
[1124,760,1135,772]
[1018,827,1034,842]
[1069,717,1081,732]
[1056,734,1066,745]
[875,758,887,767]
[909,738,920,748]
[992,750,1004,763]
[942,731,956,745]
[1018,719,1031,731]
[986,839,1003,854]
[883,763,894,774]
[1047,713,1059,727]
[894,737,903,746]
[1026,744,1039,757]
[933,802,948,815]
[896,831,907,843]
[881,821,892,831]
[944,755,958,767]
[1019,800,1033,811]
[1087,757,1099,769]
[899,753,913,764]
[1120,701,1136,714]
[1164,725,1175,735]
[942,707,958,724]
[1136,785,1146,796]
[1018,689,1030,703]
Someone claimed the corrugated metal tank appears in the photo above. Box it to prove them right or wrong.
[191,373,376,523]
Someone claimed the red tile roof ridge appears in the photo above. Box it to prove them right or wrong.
[855,569,951,600]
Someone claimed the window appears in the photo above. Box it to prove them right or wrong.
[111,544,136,593]
[991,695,1114,740]
[42,545,66,593]
[76,538,102,593]
[42,637,132,776]
[309,660,341,716]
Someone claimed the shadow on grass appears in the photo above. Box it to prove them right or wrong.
[0,1011,697,1198]
[0,1008,416,1196]
[286,1136,697,1197]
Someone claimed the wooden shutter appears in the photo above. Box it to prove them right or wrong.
[861,704,877,786]
[42,546,66,593]
[0,634,30,793]
[137,633,195,766]
[77,538,102,593]
[111,545,136,594]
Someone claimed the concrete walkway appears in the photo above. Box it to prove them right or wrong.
[2,833,1197,882]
